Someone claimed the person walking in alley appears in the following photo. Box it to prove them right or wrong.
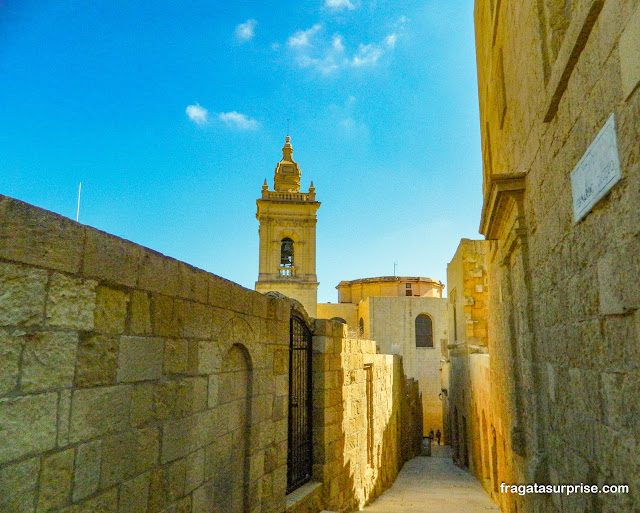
[436,429,441,445]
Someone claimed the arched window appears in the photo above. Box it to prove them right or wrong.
[415,314,433,348]
[280,238,294,267]
[358,317,364,335]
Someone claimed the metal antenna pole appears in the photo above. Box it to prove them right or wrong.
[76,182,82,222]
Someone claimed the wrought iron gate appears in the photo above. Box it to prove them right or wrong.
[287,315,313,493]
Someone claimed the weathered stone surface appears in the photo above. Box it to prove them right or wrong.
[167,458,187,500]
[151,294,178,337]
[59,489,117,513]
[119,472,151,513]
[37,448,74,511]
[57,389,72,446]
[130,290,152,335]
[0,196,84,273]
[620,4,640,100]
[192,480,215,513]
[135,426,160,474]
[0,457,39,513]
[69,386,131,442]
[598,236,640,315]
[75,334,119,387]
[161,409,219,463]
[0,262,47,327]
[0,393,58,464]
[83,229,141,288]
[0,328,23,394]
[21,331,78,392]
[164,338,189,374]
[161,416,193,463]
[195,340,220,374]
[147,467,170,513]
[185,448,205,494]
[94,285,129,334]
[46,273,96,330]
[207,374,219,408]
[100,431,136,488]
[138,250,180,296]
[73,440,102,501]
[117,336,164,383]
[130,383,154,427]
[177,299,212,339]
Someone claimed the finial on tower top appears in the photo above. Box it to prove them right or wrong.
[282,136,293,161]
[262,179,268,191]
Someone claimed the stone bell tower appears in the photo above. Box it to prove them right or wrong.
[255,136,320,317]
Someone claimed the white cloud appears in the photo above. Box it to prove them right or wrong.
[235,19,257,42]
[332,35,344,52]
[286,24,403,74]
[186,104,208,125]
[385,33,397,48]
[287,24,322,48]
[351,43,383,67]
[324,0,355,11]
[218,111,260,131]
[271,42,281,51]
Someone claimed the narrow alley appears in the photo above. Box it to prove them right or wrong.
[363,445,500,513]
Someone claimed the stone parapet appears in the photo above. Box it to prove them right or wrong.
[0,194,288,513]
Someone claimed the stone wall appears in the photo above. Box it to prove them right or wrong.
[0,194,290,513]
[475,0,640,511]
[0,193,424,513]
[444,239,492,485]
[311,320,423,512]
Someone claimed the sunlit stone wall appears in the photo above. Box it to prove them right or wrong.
[0,194,291,513]
[475,0,640,510]
[310,320,423,512]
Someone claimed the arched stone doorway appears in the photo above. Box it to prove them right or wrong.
[217,343,253,512]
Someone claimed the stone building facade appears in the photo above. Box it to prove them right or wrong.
[318,276,447,437]
[0,194,422,513]
[255,137,320,318]
[442,240,492,492]
[472,0,640,511]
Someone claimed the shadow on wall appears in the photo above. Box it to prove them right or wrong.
[309,320,423,512]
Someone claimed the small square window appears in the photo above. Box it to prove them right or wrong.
[406,283,412,288]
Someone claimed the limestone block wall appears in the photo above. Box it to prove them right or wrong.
[475,0,640,511]
[0,194,290,513]
[311,320,423,513]
[445,239,493,489]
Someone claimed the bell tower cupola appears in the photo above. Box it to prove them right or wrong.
[274,136,301,192]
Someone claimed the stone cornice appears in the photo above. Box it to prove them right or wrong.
[480,172,526,240]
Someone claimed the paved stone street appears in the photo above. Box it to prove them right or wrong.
[363,445,501,513]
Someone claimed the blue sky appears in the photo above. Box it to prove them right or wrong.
[0,0,482,303]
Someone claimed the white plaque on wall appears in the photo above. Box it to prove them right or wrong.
[571,113,622,223]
